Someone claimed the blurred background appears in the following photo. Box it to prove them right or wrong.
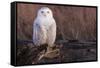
[17,3,97,41]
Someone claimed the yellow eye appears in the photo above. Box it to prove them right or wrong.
[41,11,44,13]
[47,11,49,13]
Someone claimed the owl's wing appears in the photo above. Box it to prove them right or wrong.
[33,19,47,46]
[47,20,56,47]
[33,21,38,45]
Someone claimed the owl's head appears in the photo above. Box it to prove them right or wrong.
[37,7,53,18]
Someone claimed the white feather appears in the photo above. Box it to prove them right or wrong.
[33,7,56,46]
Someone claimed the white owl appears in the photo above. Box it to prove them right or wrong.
[33,7,56,49]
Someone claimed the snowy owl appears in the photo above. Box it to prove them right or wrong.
[33,7,56,51]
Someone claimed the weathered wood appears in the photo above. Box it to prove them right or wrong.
[16,40,97,65]
[17,40,96,49]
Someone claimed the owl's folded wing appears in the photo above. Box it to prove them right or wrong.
[33,21,47,46]
[47,21,56,46]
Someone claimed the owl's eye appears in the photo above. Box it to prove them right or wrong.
[47,11,49,13]
[41,11,44,13]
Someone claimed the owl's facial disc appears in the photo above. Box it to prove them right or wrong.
[41,10,50,17]
[38,7,53,18]
[41,11,46,16]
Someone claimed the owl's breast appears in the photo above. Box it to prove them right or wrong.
[42,18,53,30]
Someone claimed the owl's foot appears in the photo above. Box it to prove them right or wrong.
[37,45,60,61]
[41,45,60,59]
[46,45,56,52]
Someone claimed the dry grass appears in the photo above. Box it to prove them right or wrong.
[17,3,96,41]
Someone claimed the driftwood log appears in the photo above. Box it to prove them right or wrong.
[17,40,96,49]
[16,40,97,65]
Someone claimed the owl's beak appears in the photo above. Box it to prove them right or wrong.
[43,14,46,16]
